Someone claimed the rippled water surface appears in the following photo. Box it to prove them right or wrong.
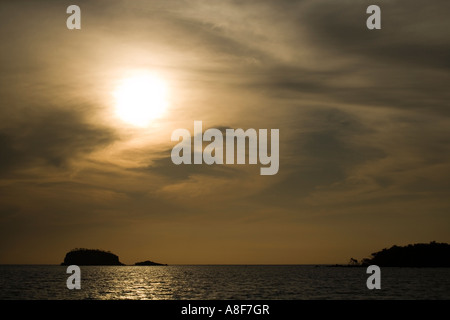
[1,265,449,300]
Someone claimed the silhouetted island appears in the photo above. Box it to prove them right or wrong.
[134,260,167,266]
[61,248,124,266]
[60,248,168,266]
[344,241,450,267]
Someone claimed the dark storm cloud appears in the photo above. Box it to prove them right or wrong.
[186,0,450,115]
[0,106,117,176]
[300,0,450,69]
[293,1,450,113]
[252,107,385,200]
[135,126,240,181]
[138,154,237,181]
[244,63,450,113]
[0,134,17,173]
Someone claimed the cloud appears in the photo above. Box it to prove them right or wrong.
[1,0,449,264]
[300,0,450,68]
[0,105,117,176]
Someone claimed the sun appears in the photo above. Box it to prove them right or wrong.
[113,73,169,127]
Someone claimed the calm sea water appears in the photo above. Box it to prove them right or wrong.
[1,265,449,300]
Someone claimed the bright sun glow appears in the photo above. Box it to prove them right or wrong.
[114,73,169,127]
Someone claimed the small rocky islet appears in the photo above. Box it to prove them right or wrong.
[60,248,167,266]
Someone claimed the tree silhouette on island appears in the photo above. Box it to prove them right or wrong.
[60,248,167,266]
[347,241,450,267]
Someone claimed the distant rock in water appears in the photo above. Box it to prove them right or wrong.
[134,260,167,266]
[61,248,124,266]
[360,241,450,267]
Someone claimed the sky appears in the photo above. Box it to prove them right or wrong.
[0,0,449,265]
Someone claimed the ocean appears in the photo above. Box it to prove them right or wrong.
[1,265,449,300]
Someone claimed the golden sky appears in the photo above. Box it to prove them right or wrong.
[0,0,449,264]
